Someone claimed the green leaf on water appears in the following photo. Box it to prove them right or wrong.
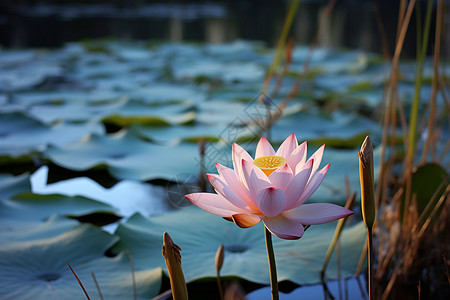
[101,100,196,128]
[0,173,32,199]
[403,163,449,219]
[0,223,162,300]
[44,130,200,183]
[0,193,119,236]
[113,206,365,285]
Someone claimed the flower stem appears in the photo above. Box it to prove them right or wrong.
[264,226,279,300]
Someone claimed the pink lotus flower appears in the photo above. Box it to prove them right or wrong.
[185,134,353,240]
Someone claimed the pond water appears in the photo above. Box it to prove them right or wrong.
[248,276,367,300]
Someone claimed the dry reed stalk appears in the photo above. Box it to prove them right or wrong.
[127,252,137,300]
[421,0,444,163]
[68,263,91,300]
[373,5,391,61]
[91,271,104,300]
[260,0,300,95]
[376,0,416,208]
[379,184,449,299]
[396,0,407,43]
[215,244,225,300]
[271,37,295,99]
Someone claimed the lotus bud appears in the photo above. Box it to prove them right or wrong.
[358,136,376,229]
[162,232,188,300]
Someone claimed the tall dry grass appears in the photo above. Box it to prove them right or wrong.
[372,0,449,299]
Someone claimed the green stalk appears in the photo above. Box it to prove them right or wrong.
[367,228,374,300]
[407,0,434,166]
[265,227,279,300]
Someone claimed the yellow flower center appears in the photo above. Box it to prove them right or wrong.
[253,155,287,176]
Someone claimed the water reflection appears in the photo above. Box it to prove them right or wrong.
[247,276,368,300]
[31,165,170,232]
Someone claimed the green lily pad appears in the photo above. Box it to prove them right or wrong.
[315,71,384,93]
[401,163,449,220]
[44,130,200,183]
[128,84,206,104]
[0,173,32,199]
[101,101,196,128]
[113,207,365,285]
[131,123,224,144]
[0,224,162,300]
[0,50,62,91]
[0,112,103,157]
[1,214,79,244]
[173,59,264,83]
[312,51,370,75]
[249,111,381,148]
[0,193,119,236]
[204,41,264,59]
[27,96,127,124]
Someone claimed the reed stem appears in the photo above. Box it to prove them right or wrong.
[407,0,434,166]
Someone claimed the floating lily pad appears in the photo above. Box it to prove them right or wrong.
[101,100,196,128]
[0,112,103,157]
[0,214,79,245]
[315,71,385,93]
[27,96,127,124]
[128,84,206,104]
[44,130,201,183]
[0,173,32,199]
[131,123,224,144]
[251,110,381,148]
[113,207,365,285]
[205,41,262,56]
[0,192,119,237]
[172,59,265,83]
[9,90,115,109]
[312,51,369,75]
[0,224,162,300]
[401,163,449,220]
[0,51,62,91]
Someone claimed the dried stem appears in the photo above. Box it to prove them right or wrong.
[215,244,225,300]
[91,271,104,300]
[128,252,137,300]
[68,263,91,300]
